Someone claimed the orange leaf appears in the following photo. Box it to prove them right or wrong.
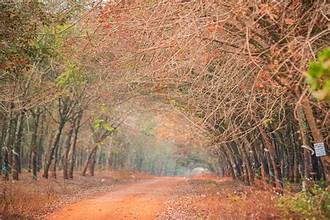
[284,18,295,25]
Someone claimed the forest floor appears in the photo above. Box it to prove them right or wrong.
[45,175,279,220]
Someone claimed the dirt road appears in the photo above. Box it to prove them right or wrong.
[47,177,185,220]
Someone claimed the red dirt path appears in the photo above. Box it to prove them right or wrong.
[46,177,184,220]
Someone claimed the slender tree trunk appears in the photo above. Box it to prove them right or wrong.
[297,106,312,179]
[227,143,241,178]
[82,145,98,176]
[287,119,296,182]
[258,125,282,188]
[43,121,65,179]
[235,141,249,184]
[69,112,82,179]
[8,116,17,174]
[242,137,254,184]
[31,112,40,180]
[12,113,24,180]
[63,123,74,179]
[37,113,46,172]
[290,121,302,182]
[2,114,13,181]
[79,149,84,170]
[255,137,270,181]
[293,143,301,182]
[302,97,329,181]
[222,146,236,179]
[89,149,98,176]
[51,139,61,179]
[0,116,7,176]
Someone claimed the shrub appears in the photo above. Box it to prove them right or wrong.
[277,184,330,219]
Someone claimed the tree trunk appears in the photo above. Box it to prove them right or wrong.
[258,125,282,188]
[0,116,7,176]
[241,137,255,184]
[89,149,97,176]
[2,114,13,181]
[302,97,329,181]
[43,121,65,179]
[31,112,40,180]
[8,116,17,175]
[51,139,61,179]
[63,123,74,179]
[36,113,46,172]
[297,105,312,179]
[69,112,82,179]
[227,143,241,178]
[82,145,98,176]
[255,137,270,181]
[221,146,236,179]
[12,113,24,180]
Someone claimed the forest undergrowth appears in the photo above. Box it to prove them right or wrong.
[159,175,330,220]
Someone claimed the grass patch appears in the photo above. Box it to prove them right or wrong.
[277,184,330,219]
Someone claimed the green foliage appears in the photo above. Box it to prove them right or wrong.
[169,99,183,108]
[277,185,330,219]
[34,24,70,61]
[56,62,85,87]
[100,103,110,113]
[92,118,104,129]
[262,118,272,128]
[92,118,114,133]
[103,123,115,133]
[305,48,330,101]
